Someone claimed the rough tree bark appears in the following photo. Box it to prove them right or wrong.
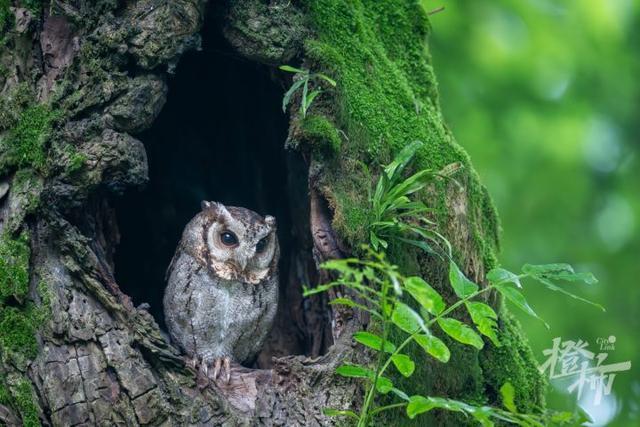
[0,1,545,426]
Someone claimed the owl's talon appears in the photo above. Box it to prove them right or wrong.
[223,357,231,383]
[196,359,210,389]
[185,357,198,371]
[212,358,222,380]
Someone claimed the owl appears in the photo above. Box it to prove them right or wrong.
[163,201,279,383]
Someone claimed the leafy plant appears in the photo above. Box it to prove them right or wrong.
[303,248,600,426]
[279,65,336,118]
[368,140,460,256]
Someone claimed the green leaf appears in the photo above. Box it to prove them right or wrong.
[414,334,450,362]
[406,395,436,419]
[281,78,305,112]
[316,72,337,86]
[375,376,394,394]
[486,268,522,288]
[391,302,426,333]
[394,237,439,256]
[437,317,484,350]
[391,387,410,401]
[335,364,372,378]
[405,276,445,315]
[448,261,479,298]
[384,141,423,183]
[279,64,305,74]
[550,411,576,423]
[329,297,356,307]
[466,301,501,347]
[372,172,388,210]
[303,89,321,116]
[370,230,381,250]
[470,408,495,427]
[322,408,358,419]
[530,275,605,311]
[300,79,309,117]
[495,284,549,328]
[524,263,598,285]
[391,354,415,377]
[406,396,466,419]
[353,331,396,353]
[385,169,434,203]
[500,382,517,413]
[320,258,358,273]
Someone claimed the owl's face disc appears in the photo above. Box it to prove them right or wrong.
[200,201,278,284]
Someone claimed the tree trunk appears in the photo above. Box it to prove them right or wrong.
[0,1,545,426]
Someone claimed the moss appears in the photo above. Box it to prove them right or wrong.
[0,376,10,405]
[0,375,41,426]
[0,232,40,360]
[0,305,40,364]
[12,170,42,211]
[0,232,30,304]
[0,0,12,36]
[479,309,547,413]
[0,232,40,369]
[0,83,33,131]
[301,0,544,420]
[0,231,44,426]
[2,104,58,172]
[300,114,342,156]
[12,378,40,427]
[63,144,88,175]
[302,0,498,259]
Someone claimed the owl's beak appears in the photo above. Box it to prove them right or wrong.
[238,257,248,272]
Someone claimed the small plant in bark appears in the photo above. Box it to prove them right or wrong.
[368,140,460,257]
[279,65,336,118]
[304,250,600,426]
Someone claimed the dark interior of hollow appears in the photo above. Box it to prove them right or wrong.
[113,22,329,367]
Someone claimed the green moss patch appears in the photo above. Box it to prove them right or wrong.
[0,0,12,36]
[1,104,58,172]
[0,305,40,365]
[300,114,342,156]
[0,232,30,303]
[0,231,40,368]
[1,376,40,427]
[479,309,547,413]
[0,232,43,425]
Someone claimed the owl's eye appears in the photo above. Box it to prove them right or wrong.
[255,236,269,253]
[220,231,238,246]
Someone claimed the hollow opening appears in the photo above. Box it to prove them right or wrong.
[113,18,330,367]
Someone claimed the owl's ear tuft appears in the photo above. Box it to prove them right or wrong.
[203,201,233,222]
[265,215,276,228]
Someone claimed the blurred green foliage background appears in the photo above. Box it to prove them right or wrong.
[425,0,639,425]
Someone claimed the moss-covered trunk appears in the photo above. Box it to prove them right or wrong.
[0,1,544,425]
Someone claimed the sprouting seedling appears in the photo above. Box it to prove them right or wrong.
[279,65,336,118]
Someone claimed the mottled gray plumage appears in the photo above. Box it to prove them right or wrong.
[163,201,279,377]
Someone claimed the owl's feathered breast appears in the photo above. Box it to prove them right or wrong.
[163,204,279,363]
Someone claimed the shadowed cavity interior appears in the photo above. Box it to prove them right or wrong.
[113,30,326,367]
